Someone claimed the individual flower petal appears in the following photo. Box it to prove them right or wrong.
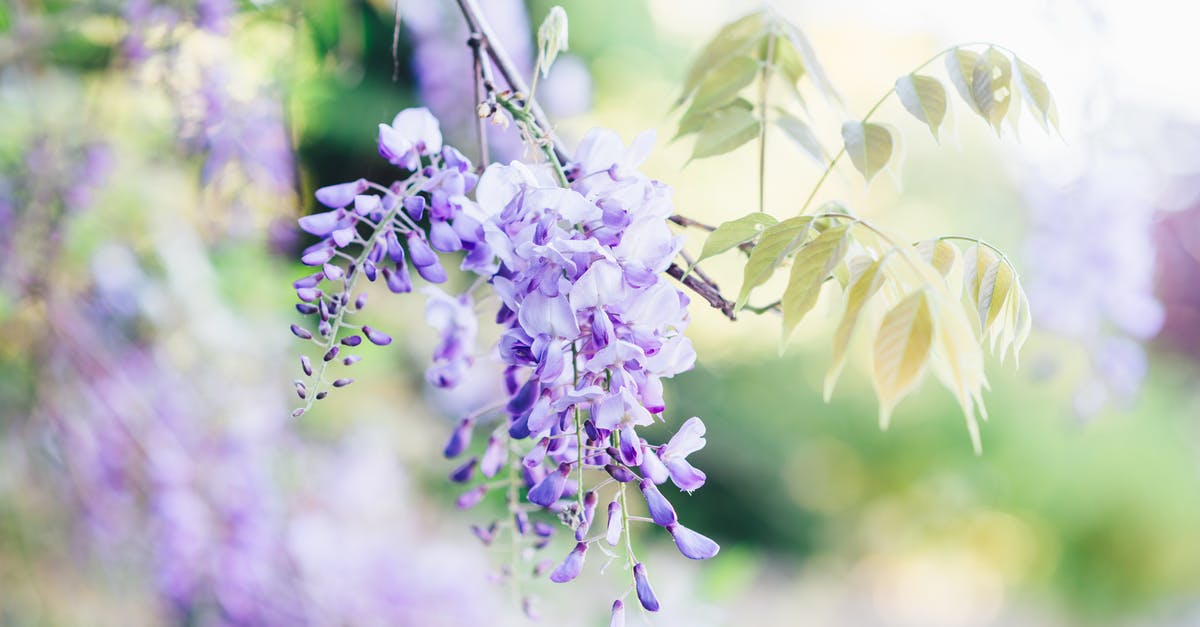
[667,523,720,560]
[407,232,439,267]
[517,291,580,338]
[638,479,676,526]
[298,210,341,236]
[390,107,443,154]
[639,446,670,485]
[301,247,335,266]
[315,179,367,208]
[430,219,463,252]
[664,458,707,492]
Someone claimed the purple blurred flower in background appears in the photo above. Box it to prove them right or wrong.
[39,240,503,625]
[1023,137,1165,416]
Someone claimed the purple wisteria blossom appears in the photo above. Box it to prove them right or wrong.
[291,109,718,616]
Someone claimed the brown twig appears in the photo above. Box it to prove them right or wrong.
[667,263,737,320]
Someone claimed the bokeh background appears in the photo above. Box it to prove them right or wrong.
[3,0,1200,625]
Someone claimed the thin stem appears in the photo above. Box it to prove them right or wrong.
[454,0,568,161]
[797,45,964,216]
[468,33,491,167]
[936,235,1018,270]
[757,31,776,214]
[571,341,584,510]
[303,177,420,412]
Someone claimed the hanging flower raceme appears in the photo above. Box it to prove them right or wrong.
[290,109,717,617]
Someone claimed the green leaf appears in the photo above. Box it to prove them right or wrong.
[944,48,983,114]
[736,216,815,308]
[825,256,887,400]
[873,290,935,429]
[690,106,761,160]
[679,11,769,104]
[696,212,779,264]
[914,239,963,299]
[962,244,1001,336]
[983,259,1014,334]
[894,74,947,140]
[1013,57,1059,132]
[777,20,839,102]
[675,98,752,140]
[774,111,824,163]
[970,47,1013,132]
[771,33,806,86]
[841,121,893,183]
[686,55,760,114]
[781,224,852,340]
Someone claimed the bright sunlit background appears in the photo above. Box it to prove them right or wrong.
[2,0,1199,625]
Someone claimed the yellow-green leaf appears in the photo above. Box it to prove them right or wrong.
[984,260,1014,335]
[825,257,886,400]
[696,212,778,264]
[1013,57,1059,132]
[962,244,1000,335]
[686,55,761,114]
[970,47,1012,132]
[775,111,824,163]
[781,224,852,340]
[895,74,947,140]
[944,48,982,114]
[914,239,963,300]
[679,11,769,103]
[771,33,806,86]
[736,216,815,308]
[841,121,893,184]
[872,290,935,429]
[675,98,752,140]
[691,106,761,160]
[778,20,839,102]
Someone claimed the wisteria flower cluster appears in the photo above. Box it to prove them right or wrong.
[290,107,717,619]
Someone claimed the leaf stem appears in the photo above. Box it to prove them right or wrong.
[757,31,776,214]
[797,45,970,216]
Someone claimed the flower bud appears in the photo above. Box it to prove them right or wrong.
[362,326,392,346]
[610,600,625,627]
[549,542,587,583]
[575,491,598,541]
[479,435,505,478]
[633,563,659,612]
[605,464,636,483]
[449,457,477,483]
[443,418,473,458]
[605,499,622,546]
[527,462,570,507]
[536,6,569,78]
[455,484,487,509]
